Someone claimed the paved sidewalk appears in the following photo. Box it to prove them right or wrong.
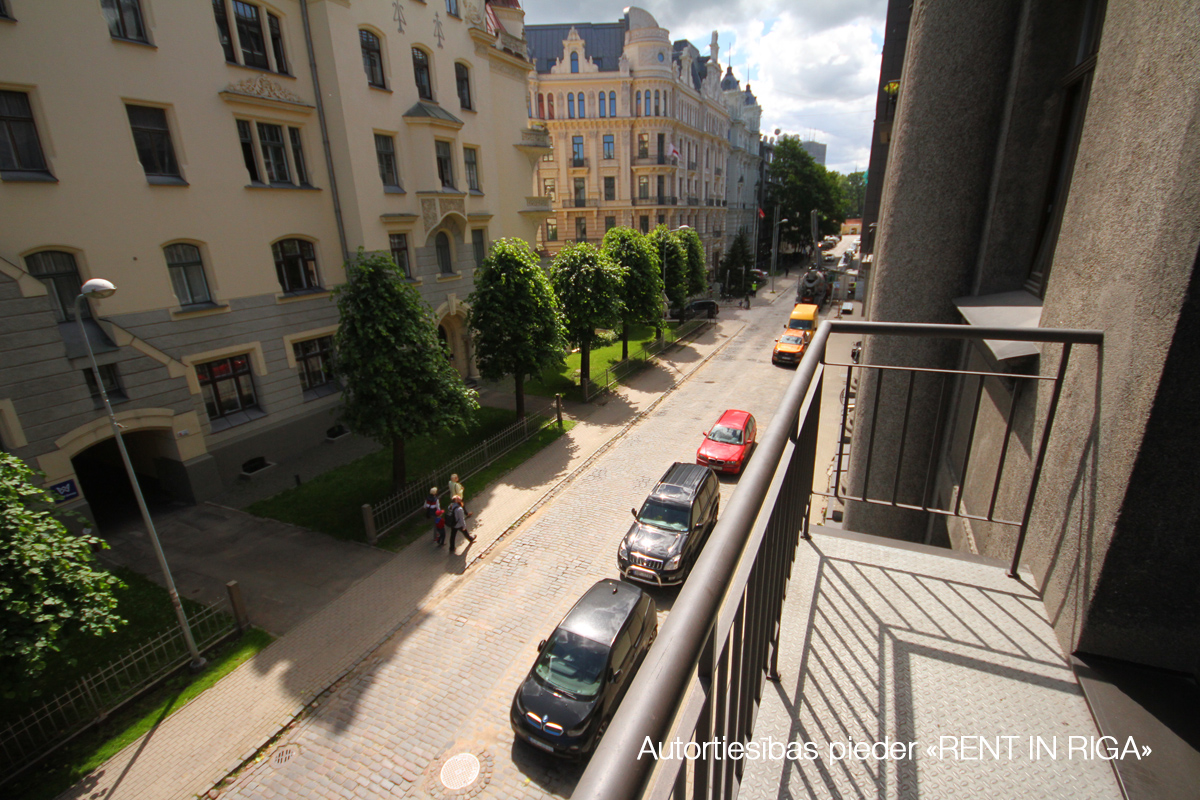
[55,303,780,800]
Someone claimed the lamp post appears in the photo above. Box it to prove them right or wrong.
[75,280,205,670]
[770,208,788,294]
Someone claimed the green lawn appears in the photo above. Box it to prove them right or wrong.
[247,407,569,542]
[527,323,674,400]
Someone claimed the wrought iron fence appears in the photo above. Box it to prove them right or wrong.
[365,412,556,542]
[0,598,236,785]
[572,320,1102,800]
[583,318,711,401]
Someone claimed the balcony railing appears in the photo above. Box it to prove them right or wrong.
[686,196,699,206]
[564,197,590,208]
[688,160,698,170]
[632,195,678,206]
[571,157,588,168]
[574,320,1103,800]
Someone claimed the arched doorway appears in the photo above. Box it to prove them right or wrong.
[439,313,471,379]
[70,431,181,530]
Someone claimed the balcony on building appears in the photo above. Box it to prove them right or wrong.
[573,321,1173,800]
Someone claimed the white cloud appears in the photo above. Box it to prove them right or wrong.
[518,0,885,174]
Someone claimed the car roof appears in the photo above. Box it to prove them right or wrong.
[715,409,751,428]
[558,579,644,646]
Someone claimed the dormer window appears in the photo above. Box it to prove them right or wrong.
[570,52,579,73]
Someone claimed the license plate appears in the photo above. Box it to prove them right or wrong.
[526,734,555,753]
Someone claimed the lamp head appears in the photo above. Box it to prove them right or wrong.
[80,279,116,299]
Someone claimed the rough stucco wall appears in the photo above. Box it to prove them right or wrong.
[1028,0,1200,670]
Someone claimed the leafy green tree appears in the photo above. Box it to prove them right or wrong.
[468,238,565,418]
[721,229,754,297]
[838,170,866,219]
[678,227,707,297]
[549,243,627,392]
[766,135,846,254]
[1,453,124,692]
[649,225,688,320]
[601,227,662,360]
[334,249,478,491]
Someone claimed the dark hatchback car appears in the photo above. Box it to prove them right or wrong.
[510,579,657,758]
[617,462,720,586]
[672,299,720,321]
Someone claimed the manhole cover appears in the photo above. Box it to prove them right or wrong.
[272,745,299,766]
[439,753,480,790]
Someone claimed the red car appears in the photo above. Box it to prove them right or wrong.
[696,409,757,474]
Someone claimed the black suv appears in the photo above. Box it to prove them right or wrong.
[617,462,720,586]
[510,579,657,758]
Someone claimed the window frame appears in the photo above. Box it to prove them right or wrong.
[375,132,401,189]
[599,92,606,118]
[271,237,322,293]
[604,176,615,201]
[164,242,214,307]
[389,233,412,277]
[196,353,262,429]
[412,47,434,101]
[361,29,386,89]
[232,0,270,70]
[445,0,459,16]
[435,231,454,274]
[602,134,614,160]
[0,90,52,179]
[545,219,558,242]
[236,118,310,188]
[293,335,339,397]
[455,62,472,110]
[637,133,649,159]
[435,139,455,189]
[471,228,486,267]
[256,121,290,184]
[83,363,127,404]
[463,145,480,192]
[26,250,86,323]
[125,104,183,183]
[213,0,289,74]
[101,0,149,44]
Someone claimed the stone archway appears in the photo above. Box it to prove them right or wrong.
[438,311,475,380]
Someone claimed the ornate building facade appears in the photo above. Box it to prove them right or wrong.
[525,7,734,274]
[719,68,763,247]
[0,0,545,522]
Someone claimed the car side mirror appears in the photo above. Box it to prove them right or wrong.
[609,668,622,683]
[537,639,546,651]
[631,508,638,519]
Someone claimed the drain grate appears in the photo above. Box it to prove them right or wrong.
[272,745,299,767]
[439,753,480,790]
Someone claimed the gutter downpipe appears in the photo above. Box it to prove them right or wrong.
[300,0,350,263]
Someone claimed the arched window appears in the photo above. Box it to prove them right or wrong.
[360,30,385,88]
[635,90,641,116]
[547,94,554,119]
[26,250,85,322]
[570,52,579,73]
[644,91,651,116]
[599,92,606,118]
[455,62,472,109]
[164,243,212,306]
[654,90,660,116]
[412,47,432,100]
[436,232,453,274]
[567,94,575,119]
[272,238,321,293]
[609,91,616,117]
[538,93,545,119]
[578,92,585,119]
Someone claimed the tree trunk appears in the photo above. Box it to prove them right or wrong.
[621,322,630,361]
[515,373,526,419]
[580,340,591,395]
[391,436,406,492]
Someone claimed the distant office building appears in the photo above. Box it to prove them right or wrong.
[801,139,826,165]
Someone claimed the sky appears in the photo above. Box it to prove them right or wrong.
[518,0,887,175]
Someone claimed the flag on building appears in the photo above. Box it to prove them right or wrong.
[758,207,765,219]
[668,141,681,161]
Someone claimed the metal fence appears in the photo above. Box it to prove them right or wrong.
[572,320,1103,800]
[584,318,712,401]
[0,597,236,785]
[365,412,556,542]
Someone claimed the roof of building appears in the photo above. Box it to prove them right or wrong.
[402,101,463,124]
[721,66,739,91]
[487,0,522,8]
[525,21,628,74]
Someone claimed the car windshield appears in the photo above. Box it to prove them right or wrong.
[787,318,813,330]
[637,499,690,532]
[533,629,608,699]
[708,424,744,445]
[779,335,805,345]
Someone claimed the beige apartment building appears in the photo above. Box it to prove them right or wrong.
[0,0,546,525]
[525,7,735,274]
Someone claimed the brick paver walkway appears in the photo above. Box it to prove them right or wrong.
[56,283,797,800]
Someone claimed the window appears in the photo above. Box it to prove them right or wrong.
[599,93,606,118]
[638,175,649,200]
[435,140,454,188]
[294,336,338,394]
[547,94,554,119]
[455,63,472,109]
[609,91,616,116]
[543,177,555,199]
[571,135,584,167]
[537,93,545,119]
[637,133,649,159]
[635,90,641,116]
[83,364,125,403]
[446,0,459,15]
[101,0,147,43]
[0,0,11,19]
[389,233,411,277]
[570,52,579,73]
[361,30,385,88]
[375,133,399,188]
[603,134,614,160]
[604,176,615,201]
[568,94,575,119]
[545,219,558,242]
[0,91,51,177]
[605,216,616,232]
[233,1,269,69]
[640,215,649,234]
[213,0,236,61]
[644,91,650,116]
[573,177,585,203]
[165,243,212,306]
[257,122,289,183]
[196,354,260,425]
[575,217,587,241]
[26,251,85,322]
[413,48,433,100]
[288,127,308,184]
[272,238,321,292]
[233,120,256,180]
[472,229,486,266]
[436,232,453,273]
[126,105,181,181]
[464,146,480,191]
[578,92,585,119]
[268,13,288,73]
[654,90,660,116]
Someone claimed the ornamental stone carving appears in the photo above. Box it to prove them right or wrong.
[421,198,439,230]
[439,197,465,218]
[224,75,305,105]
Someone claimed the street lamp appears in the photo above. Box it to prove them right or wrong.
[770,209,788,294]
[75,279,205,670]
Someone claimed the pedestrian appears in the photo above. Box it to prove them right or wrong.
[448,473,464,504]
[447,494,475,550]
[423,487,442,543]
[433,508,446,546]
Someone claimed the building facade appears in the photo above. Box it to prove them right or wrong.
[0,0,543,525]
[845,0,1200,673]
[525,7,732,274]
[719,68,762,249]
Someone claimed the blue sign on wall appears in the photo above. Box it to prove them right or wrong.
[49,479,79,503]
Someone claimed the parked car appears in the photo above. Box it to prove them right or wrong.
[673,299,720,320]
[772,333,808,366]
[696,409,757,473]
[617,462,720,586]
[749,268,769,282]
[510,579,657,758]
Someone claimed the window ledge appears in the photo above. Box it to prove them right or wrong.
[436,272,462,283]
[110,36,155,48]
[245,182,320,191]
[460,106,476,114]
[170,302,230,320]
[404,277,423,286]
[225,62,296,80]
[369,84,393,93]
[1,170,57,183]
[384,185,406,194]
[468,188,484,196]
[209,406,268,434]
[276,288,331,304]
[953,290,1044,361]
[147,175,189,186]
[302,382,342,403]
